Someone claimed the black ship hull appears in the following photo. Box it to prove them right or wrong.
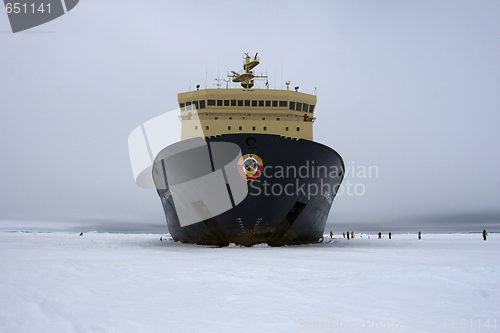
[153,134,344,246]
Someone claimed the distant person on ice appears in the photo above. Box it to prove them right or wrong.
[347,232,350,240]
[343,232,345,238]
[388,232,391,239]
[330,231,333,238]
[351,232,354,239]
[482,230,488,241]
[378,232,381,239]
[418,231,421,240]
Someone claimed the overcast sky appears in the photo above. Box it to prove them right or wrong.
[1,0,499,232]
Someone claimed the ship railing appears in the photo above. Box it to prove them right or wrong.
[179,114,315,122]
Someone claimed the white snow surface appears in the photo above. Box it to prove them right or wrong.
[0,232,498,333]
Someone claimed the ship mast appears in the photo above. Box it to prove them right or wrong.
[228,53,267,89]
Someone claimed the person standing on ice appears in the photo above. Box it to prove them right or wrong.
[378,232,381,239]
[388,232,392,239]
[330,231,333,238]
[482,230,488,241]
[347,232,350,240]
[343,232,345,238]
[418,231,421,240]
[351,232,354,239]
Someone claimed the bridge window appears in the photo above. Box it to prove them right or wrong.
[272,101,278,107]
[224,100,229,106]
[252,100,257,107]
[228,126,231,130]
[285,127,289,131]
[208,100,216,106]
[180,102,185,111]
[265,100,271,107]
[303,103,308,112]
[252,126,256,130]
[245,100,250,106]
[195,126,198,130]
[186,101,192,110]
[263,127,267,131]
[238,100,243,106]
[309,105,315,113]
[193,101,199,109]
[239,126,242,130]
[296,102,302,111]
[279,101,287,107]
[231,100,236,106]
[199,100,206,109]
[297,127,300,131]
[217,100,223,106]
[289,101,295,110]
[259,100,264,107]
[206,126,209,130]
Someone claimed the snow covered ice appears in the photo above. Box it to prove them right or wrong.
[0,231,498,332]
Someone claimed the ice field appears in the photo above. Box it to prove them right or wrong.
[0,231,498,332]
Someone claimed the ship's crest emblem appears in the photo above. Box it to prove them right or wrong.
[238,154,263,181]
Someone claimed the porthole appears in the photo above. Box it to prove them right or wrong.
[246,137,257,147]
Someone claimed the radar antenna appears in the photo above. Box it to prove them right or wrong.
[228,53,267,89]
